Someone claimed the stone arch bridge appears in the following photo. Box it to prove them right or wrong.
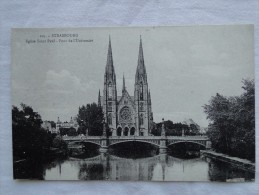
[63,135,211,154]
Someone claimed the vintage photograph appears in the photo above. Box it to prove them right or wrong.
[12,25,255,181]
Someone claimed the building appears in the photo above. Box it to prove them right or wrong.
[41,120,57,134]
[98,37,153,136]
[56,117,79,132]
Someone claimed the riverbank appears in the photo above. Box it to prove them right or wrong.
[13,148,68,179]
[201,150,255,172]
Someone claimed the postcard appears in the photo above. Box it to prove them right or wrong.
[12,25,255,181]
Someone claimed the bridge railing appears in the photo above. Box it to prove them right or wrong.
[62,135,102,140]
[62,135,209,141]
[167,136,209,140]
[109,136,161,140]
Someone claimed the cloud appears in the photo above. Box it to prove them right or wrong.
[44,69,97,93]
[45,70,81,92]
[33,70,98,121]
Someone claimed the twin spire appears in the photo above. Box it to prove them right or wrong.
[136,36,147,82]
[105,35,147,91]
[105,36,116,82]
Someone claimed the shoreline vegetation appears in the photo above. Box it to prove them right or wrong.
[204,79,255,162]
[12,103,68,179]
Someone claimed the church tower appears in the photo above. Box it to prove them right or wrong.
[103,36,117,132]
[148,90,153,131]
[134,36,151,136]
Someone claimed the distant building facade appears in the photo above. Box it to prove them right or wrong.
[98,37,153,136]
[56,117,79,132]
[41,120,58,134]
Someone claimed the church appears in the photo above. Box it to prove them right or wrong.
[98,37,153,136]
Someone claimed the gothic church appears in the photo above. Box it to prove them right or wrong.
[98,37,153,136]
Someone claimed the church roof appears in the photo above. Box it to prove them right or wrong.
[118,89,135,107]
[99,95,134,106]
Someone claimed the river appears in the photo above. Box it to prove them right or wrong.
[41,153,254,181]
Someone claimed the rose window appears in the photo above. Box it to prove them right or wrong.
[120,107,131,121]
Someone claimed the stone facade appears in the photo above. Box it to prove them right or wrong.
[41,120,58,134]
[99,37,153,136]
[56,117,79,132]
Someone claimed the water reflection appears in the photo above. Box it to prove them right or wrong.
[43,153,254,181]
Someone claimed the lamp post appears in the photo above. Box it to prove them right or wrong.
[81,119,88,136]
[87,107,90,136]
[159,118,167,154]
[100,119,108,153]
[161,118,166,137]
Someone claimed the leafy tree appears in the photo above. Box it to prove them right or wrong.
[60,127,77,136]
[189,124,200,135]
[154,119,202,136]
[204,79,255,161]
[12,103,53,161]
[77,103,104,136]
[52,136,68,151]
[151,122,160,136]
[49,121,56,128]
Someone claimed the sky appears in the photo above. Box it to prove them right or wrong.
[11,25,254,127]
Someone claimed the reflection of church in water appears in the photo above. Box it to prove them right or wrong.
[98,37,153,136]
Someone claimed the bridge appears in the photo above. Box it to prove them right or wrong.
[63,135,211,154]
[62,120,211,154]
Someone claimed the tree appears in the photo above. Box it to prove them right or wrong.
[49,121,56,128]
[204,93,234,153]
[52,136,68,151]
[204,79,255,161]
[77,103,104,136]
[154,120,192,136]
[189,124,199,135]
[12,103,53,161]
[59,127,77,136]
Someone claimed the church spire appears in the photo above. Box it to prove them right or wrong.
[98,89,101,107]
[135,35,147,83]
[105,36,116,82]
[148,90,151,104]
[122,73,126,93]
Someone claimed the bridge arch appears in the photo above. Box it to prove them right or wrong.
[68,140,101,147]
[108,139,160,148]
[167,141,206,148]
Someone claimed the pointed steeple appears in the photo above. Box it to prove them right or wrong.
[136,35,147,83]
[122,73,126,93]
[105,36,116,82]
[98,89,101,107]
[148,90,151,104]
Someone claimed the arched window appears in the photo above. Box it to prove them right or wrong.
[140,114,144,125]
[140,102,144,111]
[140,82,143,100]
[108,113,112,125]
[108,102,112,111]
[117,127,122,136]
[108,83,112,100]
[124,127,129,136]
[130,127,135,136]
